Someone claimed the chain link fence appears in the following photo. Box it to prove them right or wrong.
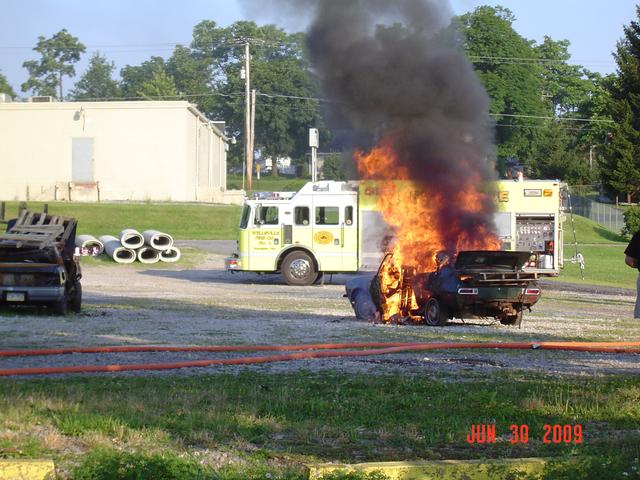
[567,186,625,235]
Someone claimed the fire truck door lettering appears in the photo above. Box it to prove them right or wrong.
[250,229,281,251]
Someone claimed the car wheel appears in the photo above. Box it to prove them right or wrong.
[500,309,523,327]
[70,282,82,313]
[281,251,317,286]
[53,295,68,316]
[424,297,448,326]
[353,290,379,321]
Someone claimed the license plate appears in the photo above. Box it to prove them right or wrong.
[6,292,25,302]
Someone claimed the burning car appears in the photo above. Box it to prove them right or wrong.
[345,250,541,327]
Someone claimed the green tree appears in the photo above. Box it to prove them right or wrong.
[179,21,326,168]
[137,67,178,99]
[322,152,345,180]
[119,56,167,98]
[535,36,591,115]
[70,52,120,100]
[225,24,324,162]
[528,122,591,184]
[21,29,85,99]
[575,72,614,156]
[623,206,640,237]
[602,6,640,202]
[457,6,549,170]
[166,44,214,106]
[0,70,16,98]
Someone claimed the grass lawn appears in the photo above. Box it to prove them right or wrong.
[559,215,636,288]
[227,174,309,193]
[0,201,242,240]
[563,213,628,244]
[1,372,639,479]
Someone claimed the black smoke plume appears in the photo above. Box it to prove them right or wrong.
[304,0,497,241]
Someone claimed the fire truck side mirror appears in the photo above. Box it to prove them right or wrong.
[255,204,264,225]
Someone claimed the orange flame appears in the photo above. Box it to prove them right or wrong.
[355,136,500,321]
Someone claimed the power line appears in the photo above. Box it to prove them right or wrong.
[61,90,614,126]
[256,92,333,103]
[468,55,615,66]
[493,123,600,132]
[489,113,614,123]
[0,37,298,51]
[69,92,244,102]
[0,39,616,65]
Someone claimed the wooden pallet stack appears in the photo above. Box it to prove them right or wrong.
[0,210,74,250]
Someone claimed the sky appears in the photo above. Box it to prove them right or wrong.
[0,0,637,97]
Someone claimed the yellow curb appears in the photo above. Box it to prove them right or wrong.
[309,457,548,479]
[0,460,55,480]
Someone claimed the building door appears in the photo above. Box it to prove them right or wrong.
[72,138,94,182]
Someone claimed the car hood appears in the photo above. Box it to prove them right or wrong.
[454,250,530,271]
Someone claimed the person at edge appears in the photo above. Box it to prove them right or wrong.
[624,229,640,318]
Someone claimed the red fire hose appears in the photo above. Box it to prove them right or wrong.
[0,341,639,377]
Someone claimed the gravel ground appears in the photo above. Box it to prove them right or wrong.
[1,247,639,378]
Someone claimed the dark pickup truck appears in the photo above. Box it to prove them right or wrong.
[0,210,82,315]
[345,250,541,327]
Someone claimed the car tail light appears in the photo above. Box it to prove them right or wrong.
[458,288,478,295]
[524,288,540,295]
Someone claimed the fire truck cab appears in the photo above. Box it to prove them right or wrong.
[225,181,360,285]
[225,179,565,285]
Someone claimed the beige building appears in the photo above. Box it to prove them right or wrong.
[0,100,243,204]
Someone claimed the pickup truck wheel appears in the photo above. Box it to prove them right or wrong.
[424,297,448,326]
[281,251,317,286]
[53,295,68,316]
[70,282,82,313]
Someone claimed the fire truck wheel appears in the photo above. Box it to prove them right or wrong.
[70,282,82,313]
[282,251,317,286]
[424,297,448,326]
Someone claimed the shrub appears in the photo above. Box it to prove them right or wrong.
[622,206,640,237]
[71,450,214,480]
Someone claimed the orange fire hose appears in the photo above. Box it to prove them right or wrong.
[0,342,441,358]
[1,341,639,377]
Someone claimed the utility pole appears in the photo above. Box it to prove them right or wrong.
[244,41,253,191]
[250,88,256,183]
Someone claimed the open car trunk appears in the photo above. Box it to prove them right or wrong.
[454,250,531,271]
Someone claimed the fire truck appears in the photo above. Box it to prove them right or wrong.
[225,179,565,285]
